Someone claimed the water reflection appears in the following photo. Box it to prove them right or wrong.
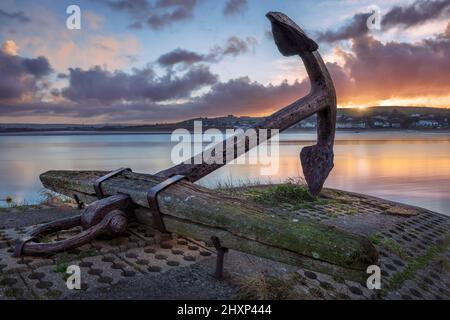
[0,131,449,215]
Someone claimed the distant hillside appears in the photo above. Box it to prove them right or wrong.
[0,106,449,133]
[339,106,450,117]
[294,106,449,130]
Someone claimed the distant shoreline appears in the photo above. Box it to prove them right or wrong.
[0,128,449,137]
[1,106,449,134]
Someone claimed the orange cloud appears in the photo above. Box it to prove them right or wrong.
[5,5,140,73]
[42,35,141,72]
[325,27,450,108]
[83,10,105,31]
[1,40,18,55]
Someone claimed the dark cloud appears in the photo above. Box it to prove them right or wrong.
[2,22,450,122]
[100,77,308,122]
[147,0,198,29]
[157,36,257,68]
[179,77,309,119]
[214,36,257,56]
[128,21,144,29]
[383,0,450,28]
[50,88,60,97]
[325,30,450,104]
[105,0,150,12]
[61,65,218,103]
[0,51,52,100]
[223,0,247,16]
[157,49,205,67]
[0,77,308,123]
[318,0,450,43]
[97,0,199,30]
[22,57,54,77]
[0,9,31,24]
[57,73,68,79]
[2,14,450,123]
[317,13,371,43]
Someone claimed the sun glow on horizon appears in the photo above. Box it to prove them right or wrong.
[336,96,450,110]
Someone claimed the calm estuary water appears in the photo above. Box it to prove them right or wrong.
[0,130,449,215]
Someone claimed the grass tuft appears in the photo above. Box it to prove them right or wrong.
[235,273,298,300]
[53,262,69,274]
[249,179,328,210]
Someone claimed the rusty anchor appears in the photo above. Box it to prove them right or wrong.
[157,12,337,196]
[14,12,339,276]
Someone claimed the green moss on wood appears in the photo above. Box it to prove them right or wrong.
[368,234,409,260]
[40,170,378,274]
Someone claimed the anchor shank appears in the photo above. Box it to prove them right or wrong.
[157,12,337,196]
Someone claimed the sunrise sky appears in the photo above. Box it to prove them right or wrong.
[0,0,449,124]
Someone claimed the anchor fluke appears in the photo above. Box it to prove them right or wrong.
[266,11,319,54]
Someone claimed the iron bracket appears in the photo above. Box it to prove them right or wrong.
[94,168,132,199]
[147,175,187,233]
[211,236,228,280]
[73,194,84,210]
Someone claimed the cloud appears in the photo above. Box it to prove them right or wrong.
[83,11,105,31]
[3,22,450,124]
[0,9,31,24]
[223,0,247,16]
[317,13,371,43]
[157,49,205,67]
[2,7,450,123]
[97,0,200,30]
[157,36,257,68]
[444,21,450,37]
[34,35,141,72]
[147,0,198,29]
[0,49,53,101]
[383,0,450,29]
[0,5,141,73]
[100,76,307,122]
[1,40,19,55]
[326,29,450,105]
[3,24,450,122]
[128,21,144,29]
[178,77,309,118]
[318,0,450,43]
[214,36,257,56]
[104,0,150,12]
[0,76,308,123]
[61,64,218,103]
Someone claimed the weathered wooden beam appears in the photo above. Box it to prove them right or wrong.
[40,170,378,280]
